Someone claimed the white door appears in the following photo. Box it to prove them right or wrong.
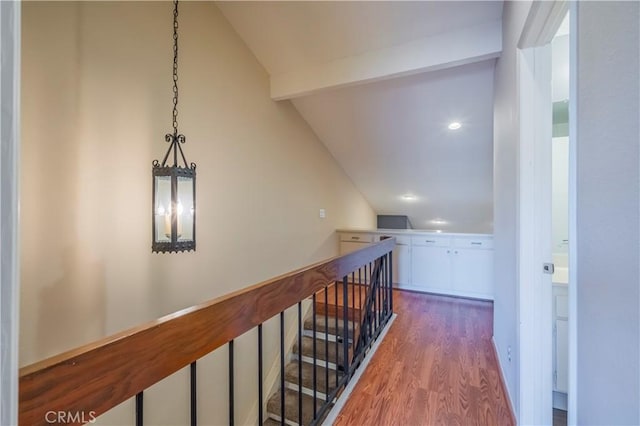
[0,2,21,423]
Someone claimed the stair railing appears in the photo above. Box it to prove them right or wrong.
[19,237,395,426]
[307,245,394,425]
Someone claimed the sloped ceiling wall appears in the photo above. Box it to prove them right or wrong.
[218,1,502,233]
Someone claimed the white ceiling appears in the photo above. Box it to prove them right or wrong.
[293,60,495,233]
[552,14,570,102]
[217,1,503,233]
[218,1,503,75]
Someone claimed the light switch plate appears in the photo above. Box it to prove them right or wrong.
[319,208,326,218]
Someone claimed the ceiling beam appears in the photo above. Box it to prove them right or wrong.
[270,20,502,100]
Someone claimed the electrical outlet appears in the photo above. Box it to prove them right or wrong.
[508,345,512,362]
[319,208,326,219]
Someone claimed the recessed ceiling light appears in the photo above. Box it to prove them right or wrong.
[401,194,417,201]
[448,122,462,130]
[430,219,447,225]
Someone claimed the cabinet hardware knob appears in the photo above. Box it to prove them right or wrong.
[426,240,435,243]
[351,237,360,240]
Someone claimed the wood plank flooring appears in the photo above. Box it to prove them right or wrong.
[334,290,515,426]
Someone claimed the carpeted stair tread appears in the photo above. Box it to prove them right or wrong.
[293,336,347,364]
[304,315,356,339]
[285,360,340,393]
[263,419,281,426]
[267,388,318,426]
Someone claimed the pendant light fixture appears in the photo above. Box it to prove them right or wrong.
[152,0,196,253]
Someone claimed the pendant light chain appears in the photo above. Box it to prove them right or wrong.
[152,0,196,254]
[172,0,180,136]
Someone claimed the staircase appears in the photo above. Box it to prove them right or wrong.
[264,290,359,426]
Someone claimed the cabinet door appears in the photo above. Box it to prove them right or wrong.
[394,245,411,287]
[451,248,493,297]
[555,319,568,392]
[411,246,451,291]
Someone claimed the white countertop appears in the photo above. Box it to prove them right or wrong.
[336,228,493,238]
[553,266,569,286]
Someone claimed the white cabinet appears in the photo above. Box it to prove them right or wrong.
[339,233,373,254]
[451,248,494,297]
[553,284,569,404]
[337,230,494,300]
[411,246,451,292]
[395,244,411,287]
[410,236,493,299]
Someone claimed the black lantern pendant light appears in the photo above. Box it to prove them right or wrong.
[152,0,196,253]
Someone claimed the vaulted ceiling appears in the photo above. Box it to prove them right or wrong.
[217,1,504,233]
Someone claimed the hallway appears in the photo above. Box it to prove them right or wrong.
[334,290,514,426]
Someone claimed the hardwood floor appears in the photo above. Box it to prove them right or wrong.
[334,290,515,426]
[553,408,567,426]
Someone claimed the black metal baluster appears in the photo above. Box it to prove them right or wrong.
[229,340,235,426]
[351,271,356,362]
[358,266,363,332]
[383,253,388,318]
[351,271,355,326]
[298,302,303,426]
[386,253,390,319]
[342,275,350,380]
[384,255,388,318]
[363,263,367,344]
[334,281,339,385]
[191,362,197,426]
[135,391,143,426]
[370,261,375,342]
[280,312,285,426]
[379,257,383,326]
[258,324,263,426]
[312,294,318,418]
[324,287,329,401]
[389,251,394,314]
[373,261,378,333]
[387,252,391,319]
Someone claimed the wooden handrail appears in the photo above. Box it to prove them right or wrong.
[19,237,395,425]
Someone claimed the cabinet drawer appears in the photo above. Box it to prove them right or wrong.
[411,235,451,247]
[376,234,410,245]
[556,294,569,318]
[453,237,493,249]
[339,233,373,243]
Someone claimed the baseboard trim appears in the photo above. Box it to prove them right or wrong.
[491,336,517,425]
[553,390,568,410]
[320,313,397,426]
[395,286,494,302]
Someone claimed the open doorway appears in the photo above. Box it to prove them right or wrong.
[550,11,570,426]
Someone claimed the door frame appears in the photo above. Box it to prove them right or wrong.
[0,1,21,425]
[517,1,575,425]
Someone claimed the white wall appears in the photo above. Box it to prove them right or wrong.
[576,2,639,424]
[552,137,569,256]
[492,0,532,416]
[21,2,375,424]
